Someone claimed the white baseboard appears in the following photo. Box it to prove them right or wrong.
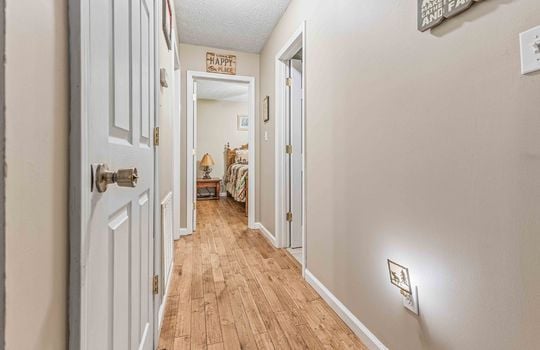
[220,192,228,197]
[254,222,278,248]
[304,269,388,350]
[158,261,174,330]
[177,228,190,238]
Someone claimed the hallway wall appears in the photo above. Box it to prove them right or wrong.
[158,20,176,203]
[5,0,68,349]
[178,44,260,229]
[259,0,540,349]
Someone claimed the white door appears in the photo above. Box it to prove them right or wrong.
[85,0,155,349]
[192,81,198,230]
[288,59,303,248]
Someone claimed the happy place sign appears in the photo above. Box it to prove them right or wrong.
[418,0,484,32]
[206,52,237,75]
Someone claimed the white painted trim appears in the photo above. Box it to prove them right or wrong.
[186,71,257,232]
[178,228,190,237]
[0,1,5,346]
[304,270,389,350]
[172,52,181,241]
[254,222,278,248]
[274,22,307,277]
[157,258,174,330]
[153,1,162,347]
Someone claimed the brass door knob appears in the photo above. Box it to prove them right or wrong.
[95,164,138,193]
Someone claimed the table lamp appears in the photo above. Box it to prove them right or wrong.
[200,153,215,179]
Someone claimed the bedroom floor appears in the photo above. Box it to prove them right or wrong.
[157,198,367,350]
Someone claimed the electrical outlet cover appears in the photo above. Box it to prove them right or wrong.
[403,286,419,315]
[520,25,540,75]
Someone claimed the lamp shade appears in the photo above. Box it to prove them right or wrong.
[200,153,215,167]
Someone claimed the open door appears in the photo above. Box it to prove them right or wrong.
[287,58,304,249]
[81,0,156,349]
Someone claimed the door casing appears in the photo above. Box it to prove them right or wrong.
[186,71,257,233]
[0,0,5,347]
[275,22,307,275]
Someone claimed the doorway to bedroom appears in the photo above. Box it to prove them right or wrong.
[186,71,256,233]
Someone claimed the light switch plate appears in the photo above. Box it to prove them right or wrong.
[403,286,419,315]
[520,25,540,75]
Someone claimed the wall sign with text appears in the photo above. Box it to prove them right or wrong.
[418,0,484,32]
[206,52,237,75]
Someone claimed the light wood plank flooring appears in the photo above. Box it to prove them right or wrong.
[158,198,367,350]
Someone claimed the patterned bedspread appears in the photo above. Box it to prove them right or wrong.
[225,163,248,202]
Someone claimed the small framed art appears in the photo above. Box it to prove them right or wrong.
[237,115,248,131]
[162,0,173,50]
[263,96,270,123]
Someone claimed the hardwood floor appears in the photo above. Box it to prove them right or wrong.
[158,198,367,350]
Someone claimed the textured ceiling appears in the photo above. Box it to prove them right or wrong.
[175,0,291,53]
[197,80,248,102]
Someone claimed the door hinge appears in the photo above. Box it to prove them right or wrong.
[153,127,160,146]
[286,212,293,222]
[153,275,159,295]
[286,144,293,154]
[286,77,292,87]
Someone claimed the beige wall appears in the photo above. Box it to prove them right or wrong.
[159,2,177,202]
[197,99,249,184]
[5,0,68,349]
[260,0,540,349]
[179,44,260,228]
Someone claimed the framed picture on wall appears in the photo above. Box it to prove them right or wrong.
[162,0,173,50]
[237,115,248,131]
[263,96,270,123]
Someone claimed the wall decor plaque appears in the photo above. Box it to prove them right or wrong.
[418,0,483,32]
[206,52,237,75]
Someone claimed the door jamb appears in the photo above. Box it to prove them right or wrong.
[172,43,181,241]
[68,0,85,347]
[186,71,257,233]
[275,22,306,276]
[152,0,162,347]
[0,0,6,347]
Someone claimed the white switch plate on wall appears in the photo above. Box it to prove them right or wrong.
[520,25,540,75]
[403,286,419,315]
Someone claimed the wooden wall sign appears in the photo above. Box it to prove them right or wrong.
[418,0,483,32]
[206,52,237,75]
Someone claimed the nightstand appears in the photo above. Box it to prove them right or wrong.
[196,178,221,200]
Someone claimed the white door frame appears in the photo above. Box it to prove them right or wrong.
[68,0,161,348]
[0,0,5,347]
[275,22,306,274]
[172,43,181,241]
[186,71,256,232]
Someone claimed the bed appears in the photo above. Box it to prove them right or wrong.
[224,143,248,216]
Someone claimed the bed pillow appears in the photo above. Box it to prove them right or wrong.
[235,150,249,164]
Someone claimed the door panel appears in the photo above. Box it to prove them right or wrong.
[85,0,155,349]
[110,206,130,350]
[140,0,151,144]
[112,0,132,140]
